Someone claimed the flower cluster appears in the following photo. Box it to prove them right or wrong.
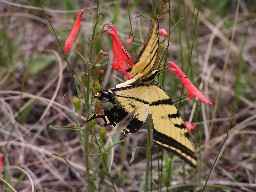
[64,11,212,132]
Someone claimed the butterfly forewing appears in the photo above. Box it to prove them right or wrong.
[111,84,150,133]
[130,19,159,79]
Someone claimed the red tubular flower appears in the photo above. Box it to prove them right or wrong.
[159,28,168,37]
[64,9,84,53]
[168,61,213,104]
[105,24,134,79]
[185,121,196,131]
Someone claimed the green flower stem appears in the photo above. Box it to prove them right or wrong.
[145,118,153,191]
[84,1,101,190]
[144,1,157,190]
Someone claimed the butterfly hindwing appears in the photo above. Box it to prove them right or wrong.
[148,83,197,167]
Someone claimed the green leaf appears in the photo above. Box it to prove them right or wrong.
[99,127,107,145]
[20,101,35,123]
[49,125,84,131]
[73,96,81,111]
[129,147,146,163]
[27,53,55,76]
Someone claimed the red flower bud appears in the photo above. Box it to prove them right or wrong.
[185,121,196,131]
[126,38,132,45]
[99,50,108,56]
[64,9,84,53]
[159,28,168,37]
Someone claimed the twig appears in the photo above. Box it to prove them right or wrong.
[201,106,237,191]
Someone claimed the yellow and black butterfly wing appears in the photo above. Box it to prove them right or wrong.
[110,80,196,167]
[130,19,160,79]
[148,82,197,168]
[110,83,150,134]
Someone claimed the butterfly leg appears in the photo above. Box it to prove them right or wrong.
[86,113,112,125]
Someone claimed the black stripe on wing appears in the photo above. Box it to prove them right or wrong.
[140,39,159,73]
[173,123,186,129]
[123,117,144,134]
[104,105,129,126]
[150,98,174,106]
[115,95,149,105]
[150,98,186,129]
[137,19,159,59]
[153,129,197,168]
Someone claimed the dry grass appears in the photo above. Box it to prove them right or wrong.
[0,0,256,191]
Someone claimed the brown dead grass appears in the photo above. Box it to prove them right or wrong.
[0,0,256,191]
